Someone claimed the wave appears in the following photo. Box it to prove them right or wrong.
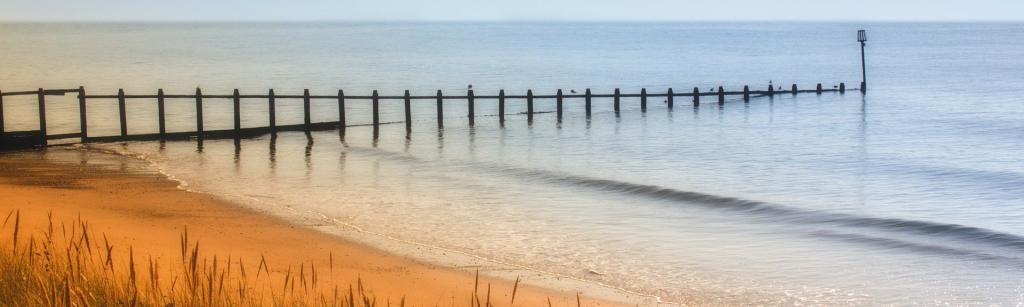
[525,169,1024,251]
[344,145,1024,254]
[810,230,1024,265]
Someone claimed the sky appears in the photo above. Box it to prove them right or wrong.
[1,0,1022,22]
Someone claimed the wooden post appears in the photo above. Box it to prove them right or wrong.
[37,88,47,145]
[527,89,534,123]
[337,89,345,133]
[233,89,241,135]
[584,88,592,117]
[436,90,444,129]
[717,86,725,105]
[839,83,846,94]
[667,88,674,109]
[195,88,204,138]
[613,88,620,114]
[498,89,505,125]
[816,83,823,95]
[693,87,700,106]
[372,90,380,131]
[640,88,647,112]
[404,90,412,133]
[303,89,311,131]
[791,84,798,95]
[0,89,5,134]
[743,85,750,101]
[467,89,475,126]
[556,89,563,122]
[155,88,165,138]
[118,88,127,138]
[268,89,277,134]
[79,86,89,142]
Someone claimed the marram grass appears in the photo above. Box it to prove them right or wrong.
[0,210,574,307]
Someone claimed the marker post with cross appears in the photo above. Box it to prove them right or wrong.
[858,29,868,93]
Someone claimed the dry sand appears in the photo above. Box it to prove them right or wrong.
[0,149,635,306]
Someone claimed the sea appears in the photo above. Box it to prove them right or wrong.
[1,22,1023,305]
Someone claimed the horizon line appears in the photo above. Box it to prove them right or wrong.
[1,19,1022,24]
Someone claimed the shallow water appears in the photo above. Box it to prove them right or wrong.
[3,22,1024,305]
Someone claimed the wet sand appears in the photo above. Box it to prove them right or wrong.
[0,149,641,306]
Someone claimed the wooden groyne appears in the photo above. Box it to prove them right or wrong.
[0,83,853,150]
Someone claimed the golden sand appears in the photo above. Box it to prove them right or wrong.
[0,151,630,306]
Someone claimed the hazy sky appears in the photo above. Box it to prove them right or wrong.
[2,0,1022,22]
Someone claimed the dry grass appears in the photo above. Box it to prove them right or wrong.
[0,209,554,307]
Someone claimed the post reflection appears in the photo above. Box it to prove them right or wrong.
[436,129,445,158]
[857,95,869,207]
[268,135,277,170]
[304,132,313,170]
[233,138,241,167]
[467,125,476,159]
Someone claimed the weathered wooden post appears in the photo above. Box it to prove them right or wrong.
[791,84,798,95]
[303,89,311,131]
[117,88,127,138]
[195,88,204,138]
[816,83,823,95]
[0,90,5,134]
[584,88,592,117]
[613,88,621,114]
[693,87,700,106]
[717,86,725,105]
[527,89,534,123]
[268,89,277,134]
[372,90,380,131]
[667,88,674,109]
[743,85,750,101]
[337,89,345,133]
[233,89,241,136]
[467,89,475,126]
[556,89,563,122]
[436,90,444,129]
[37,88,47,145]
[79,86,89,142]
[640,88,647,112]
[498,89,505,125]
[155,88,165,138]
[404,90,412,133]
[839,83,846,94]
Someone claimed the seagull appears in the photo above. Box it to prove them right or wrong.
[570,89,577,94]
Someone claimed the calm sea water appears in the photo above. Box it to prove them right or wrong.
[2,22,1024,305]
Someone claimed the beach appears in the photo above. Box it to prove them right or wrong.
[0,148,639,306]
[2,22,1023,305]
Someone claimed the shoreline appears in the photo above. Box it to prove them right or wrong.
[0,147,656,306]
